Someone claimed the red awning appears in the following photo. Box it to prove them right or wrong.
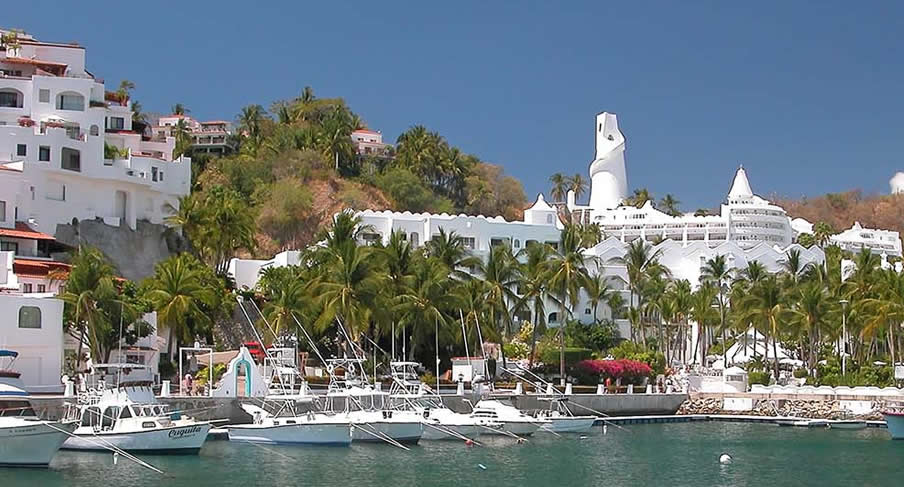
[0,222,55,240]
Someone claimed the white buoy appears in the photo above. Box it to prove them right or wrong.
[603,425,608,435]
[478,464,487,470]
[113,452,119,465]
[719,454,732,465]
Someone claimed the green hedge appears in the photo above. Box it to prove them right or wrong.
[538,347,592,366]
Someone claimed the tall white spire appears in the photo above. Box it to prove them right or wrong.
[728,165,753,199]
[588,112,628,210]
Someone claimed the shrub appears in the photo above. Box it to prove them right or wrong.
[609,341,666,375]
[748,371,771,386]
[158,360,176,380]
[792,368,808,379]
[573,359,653,385]
[503,341,530,360]
[538,346,592,367]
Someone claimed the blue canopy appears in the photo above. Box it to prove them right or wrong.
[0,350,19,358]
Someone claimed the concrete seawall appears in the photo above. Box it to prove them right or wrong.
[30,393,686,422]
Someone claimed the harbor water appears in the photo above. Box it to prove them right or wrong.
[4,422,903,486]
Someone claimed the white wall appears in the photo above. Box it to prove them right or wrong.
[0,294,64,393]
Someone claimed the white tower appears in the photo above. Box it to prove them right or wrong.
[588,112,628,210]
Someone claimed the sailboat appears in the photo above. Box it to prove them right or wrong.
[63,364,212,454]
[388,361,501,440]
[0,350,77,467]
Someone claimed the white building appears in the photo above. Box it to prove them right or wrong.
[153,115,235,155]
[0,292,64,393]
[351,128,391,157]
[0,29,191,236]
[829,222,902,257]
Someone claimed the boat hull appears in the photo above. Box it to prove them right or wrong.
[227,422,352,446]
[0,421,76,467]
[352,421,423,444]
[884,412,904,439]
[421,423,482,441]
[543,416,598,433]
[828,420,867,430]
[62,422,211,453]
[480,421,540,437]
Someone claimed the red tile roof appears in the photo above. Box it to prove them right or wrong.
[353,128,380,134]
[0,222,55,241]
[2,56,69,67]
[0,164,23,173]
[13,258,70,279]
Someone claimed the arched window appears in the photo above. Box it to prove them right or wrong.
[56,91,85,111]
[548,312,558,324]
[18,306,41,328]
[89,124,99,136]
[0,88,24,108]
[513,239,521,249]
[546,214,554,224]
[409,232,419,248]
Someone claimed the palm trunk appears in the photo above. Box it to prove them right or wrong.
[772,330,780,380]
[559,300,567,387]
[528,305,540,369]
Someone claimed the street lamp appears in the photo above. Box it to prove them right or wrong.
[839,299,849,376]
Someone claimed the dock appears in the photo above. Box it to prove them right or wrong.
[596,414,887,428]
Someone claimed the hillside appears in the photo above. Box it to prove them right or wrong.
[772,190,904,238]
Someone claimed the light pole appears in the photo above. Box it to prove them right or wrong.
[840,299,849,376]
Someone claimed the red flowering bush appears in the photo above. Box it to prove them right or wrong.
[573,359,653,385]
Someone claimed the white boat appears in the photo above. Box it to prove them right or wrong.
[883,406,904,439]
[534,397,598,433]
[64,366,211,454]
[828,419,868,430]
[323,358,424,444]
[470,400,545,436]
[226,402,352,446]
[0,351,77,467]
[388,362,500,440]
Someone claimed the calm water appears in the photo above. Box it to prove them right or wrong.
[4,423,904,486]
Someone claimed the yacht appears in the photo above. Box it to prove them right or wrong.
[323,358,424,444]
[226,401,353,446]
[63,364,212,454]
[534,397,599,433]
[883,404,904,439]
[388,362,500,440]
[469,399,545,436]
[0,350,77,467]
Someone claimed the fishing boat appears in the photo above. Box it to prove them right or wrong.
[0,350,77,467]
[534,397,598,433]
[469,399,545,436]
[226,402,352,445]
[63,364,212,454]
[324,358,424,444]
[388,361,500,440]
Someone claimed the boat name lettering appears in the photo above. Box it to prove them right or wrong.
[168,425,203,438]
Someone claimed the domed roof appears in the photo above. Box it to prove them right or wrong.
[890,172,904,194]
[527,193,555,212]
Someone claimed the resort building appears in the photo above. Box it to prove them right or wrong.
[0,291,64,393]
[153,115,236,155]
[0,28,191,236]
[791,219,902,258]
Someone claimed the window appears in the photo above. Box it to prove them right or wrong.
[159,171,164,181]
[1,242,17,253]
[46,183,65,201]
[56,92,85,111]
[16,144,26,157]
[462,237,476,249]
[546,214,554,224]
[22,283,33,293]
[0,200,5,221]
[89,125,99,136]
[152,167,158,182]
[18,306,41,328]
[37,284,46,293]
[409,232,419,247]
[109,117,125,130]
[0,89,22,108]
[61,147,81,172]
[548,312,559,323]
[584,308,592,315]
[39,146,50,162]
[39,89,50,103]
[120,407,133,419]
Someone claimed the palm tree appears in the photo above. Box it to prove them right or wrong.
[861,269,904,365]
[515,241,555,366]
[741,275,787,379]
[260,279,311,342]
[658,194,681,216]
[171,103,189,116]
[393,257,460,358]
[609,239,665,340]
[424,227,480,280]
[781,248,814,285]
[584,272,616,323]
[116,80,135,104]
[546,224,589,385]
[549,173,568,203]
[812,222,836,248]
[237,104,266,154]
[626,188,653,208]
[569,174,588,201]
[689,282,718,364]
[478,244,521,370]
[314,243,386,345]
[791,282,831,375]
[700,255,733,366]
[145,254,216,358]
[669,279,693,364]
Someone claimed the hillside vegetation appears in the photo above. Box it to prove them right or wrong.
[178,87,527,263]
[773,191,904,238]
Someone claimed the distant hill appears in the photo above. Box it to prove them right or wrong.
[772,190,904,236]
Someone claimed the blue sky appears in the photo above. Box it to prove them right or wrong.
[13,1,904,210]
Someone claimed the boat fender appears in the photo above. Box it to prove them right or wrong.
[478,464,486,470]
[719,454,732,465]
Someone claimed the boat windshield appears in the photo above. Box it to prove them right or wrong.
[0,399,35,417]
[412,397,443,409]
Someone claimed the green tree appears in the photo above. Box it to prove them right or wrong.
[547,224,590,385]
[700,255,733,366]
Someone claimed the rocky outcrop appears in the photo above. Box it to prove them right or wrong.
[54,219,188,281]
[677,397,885,420]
